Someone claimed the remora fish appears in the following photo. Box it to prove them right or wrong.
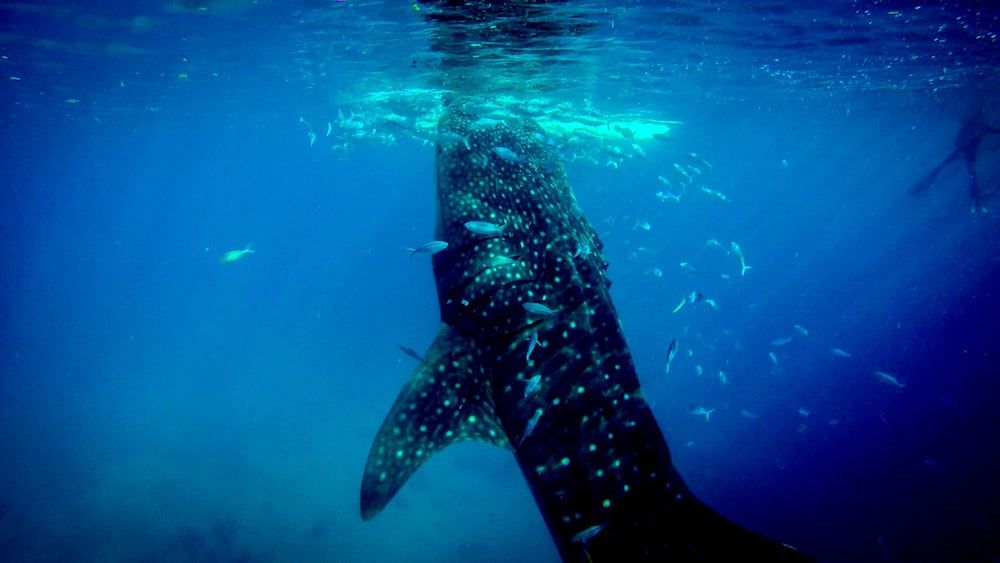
[359,100,809,562]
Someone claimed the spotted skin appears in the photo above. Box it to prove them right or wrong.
[360,100,810,561]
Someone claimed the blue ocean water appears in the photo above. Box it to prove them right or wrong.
[1,1,998,562]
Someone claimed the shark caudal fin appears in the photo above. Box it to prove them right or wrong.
[577,490,812,561]
[360,324,511,520]
[679,497,812,561]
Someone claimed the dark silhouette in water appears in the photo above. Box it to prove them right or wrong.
[910,108,1000,213]
[360,2,812,561]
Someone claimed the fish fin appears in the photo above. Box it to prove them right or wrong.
[361,324,510,520]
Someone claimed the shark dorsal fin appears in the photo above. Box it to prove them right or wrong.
[360,324,510,520]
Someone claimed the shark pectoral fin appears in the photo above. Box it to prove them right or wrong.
[360,324,510,520]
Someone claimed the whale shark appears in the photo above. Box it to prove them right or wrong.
[360,99,810,561]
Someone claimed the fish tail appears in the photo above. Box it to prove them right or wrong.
[667,498,812,561]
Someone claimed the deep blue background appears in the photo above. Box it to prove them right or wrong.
[1,2,999,562]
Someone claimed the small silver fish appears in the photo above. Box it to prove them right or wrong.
[406,240,448,258]
[771,337,793,346]
[492,146,522,163]
[656,190,681,203]
[673,162,691,181]
[672,297,686,314]
[523,374,541,397]
[219,245,255,263]
[531,131,557,146]
[874,370,906,389]
[518,409,543,447]
[687,152,713,170]
[793,324,809,336]
[526,333,539,362]
[730,241,751,276]
[690,406,715,421]
[570,523,606,544]
[523,302,556,317]
[769,351,778,366]
[665,339,678,374]
[487,255,518,267]
[679,262,703,275]
[830,348,852,358]
[433,129,470,150]
[706,238,726,251]
[464,220,506,236]
[470,117,503,130]
[396,344,423,362]
[700,186,731,203]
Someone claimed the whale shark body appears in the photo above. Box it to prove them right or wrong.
[360,100,809,561]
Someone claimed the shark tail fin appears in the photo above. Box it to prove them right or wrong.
[583,489,813,560]
[360,324,510,520]
[700,503,812,561]
[657,496,812,561]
